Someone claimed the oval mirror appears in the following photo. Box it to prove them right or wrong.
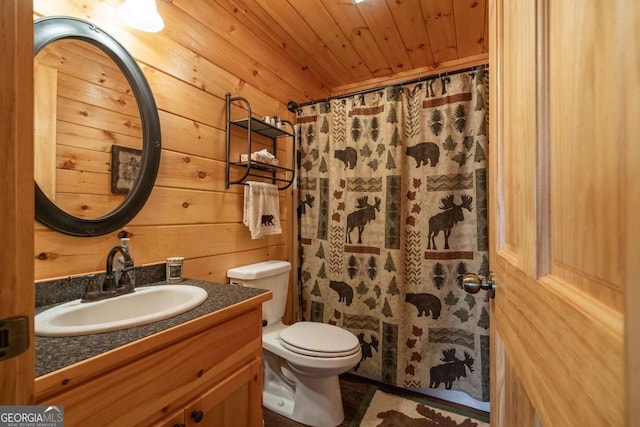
[34,16,161,237]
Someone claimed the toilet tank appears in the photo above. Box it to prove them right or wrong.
[227,261,291,326]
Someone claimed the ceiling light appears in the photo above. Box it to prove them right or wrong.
[354,0,367,3]
[118,0,164,33]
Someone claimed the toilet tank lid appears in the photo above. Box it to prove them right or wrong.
[227,261,291,280]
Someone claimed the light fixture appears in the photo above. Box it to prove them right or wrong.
[354,0,367,3]
[118,0,164,33]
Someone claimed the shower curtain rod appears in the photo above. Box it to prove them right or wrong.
[292,64,487,110]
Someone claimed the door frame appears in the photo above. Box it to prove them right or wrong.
[0,0,35,404]
[623,1,640,423]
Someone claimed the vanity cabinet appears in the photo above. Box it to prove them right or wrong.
[156,410,185,427]
[155,357,261,427]
[35,292,269,427]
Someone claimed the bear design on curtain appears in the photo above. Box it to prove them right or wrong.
[297,67,490,401]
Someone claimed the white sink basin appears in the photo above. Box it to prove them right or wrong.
[35,285,208,337]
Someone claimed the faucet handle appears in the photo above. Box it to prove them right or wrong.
[118,270,131,286]
[117,262,136,295]
[81,276,102,303]
[102,274,117,297]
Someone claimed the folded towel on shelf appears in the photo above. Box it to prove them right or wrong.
[243,181,282,239]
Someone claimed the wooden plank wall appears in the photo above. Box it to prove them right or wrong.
[32,0,327,293]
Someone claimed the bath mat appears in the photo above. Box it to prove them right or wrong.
[352,387,489,427]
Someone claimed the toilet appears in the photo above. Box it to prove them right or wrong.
[227,261,362,427]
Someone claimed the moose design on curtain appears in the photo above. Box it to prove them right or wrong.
[297,67,490,402]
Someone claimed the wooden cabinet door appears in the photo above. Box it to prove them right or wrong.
[185,356,262,427]
[154,409,185,427]
[489,0,638,426]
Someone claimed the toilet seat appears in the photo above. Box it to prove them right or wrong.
[278,322,360,358]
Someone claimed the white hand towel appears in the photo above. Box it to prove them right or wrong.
[243,181,282,239]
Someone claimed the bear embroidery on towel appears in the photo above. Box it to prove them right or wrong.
[261,214,275,226]
[405,142,440,168]
[405,293,441,319]
[329,280,354,306]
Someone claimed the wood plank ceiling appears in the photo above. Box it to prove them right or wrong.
[217,0,489,96]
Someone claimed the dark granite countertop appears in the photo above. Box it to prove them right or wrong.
[35,280,268,377]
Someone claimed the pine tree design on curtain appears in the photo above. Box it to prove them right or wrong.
[297,67,490,402]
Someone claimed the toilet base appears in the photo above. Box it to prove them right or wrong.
[263,372,345,427]
[260,322,361,427]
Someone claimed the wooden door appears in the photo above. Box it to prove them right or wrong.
[0,0,35,405]
[488,0,638,426]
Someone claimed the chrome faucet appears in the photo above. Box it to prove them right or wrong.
[81,245,135,302]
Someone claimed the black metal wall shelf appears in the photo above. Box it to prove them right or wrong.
[230,117,294,139]
[225,93,295,190]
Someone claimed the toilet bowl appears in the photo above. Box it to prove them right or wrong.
[227,261,362,427]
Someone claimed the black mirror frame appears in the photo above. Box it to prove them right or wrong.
[34,16,161,237]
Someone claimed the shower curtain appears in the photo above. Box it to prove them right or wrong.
[296,67,489,402]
